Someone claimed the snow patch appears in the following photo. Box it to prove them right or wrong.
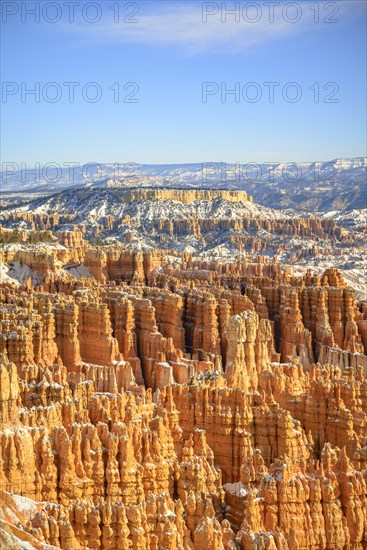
[64,263,93,280]
[1,262,43,286]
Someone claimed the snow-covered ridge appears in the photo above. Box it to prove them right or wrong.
[1,156,365,190]
[4,187,288,221]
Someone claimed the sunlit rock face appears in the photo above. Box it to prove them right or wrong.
[0,241,367,550]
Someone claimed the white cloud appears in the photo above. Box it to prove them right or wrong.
[64,1,347,55]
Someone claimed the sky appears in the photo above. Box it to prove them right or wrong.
[1,0,366,166]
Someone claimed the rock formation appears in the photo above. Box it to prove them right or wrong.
[0,240,367,549]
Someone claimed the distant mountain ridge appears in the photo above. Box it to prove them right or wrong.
[1,157,366,211]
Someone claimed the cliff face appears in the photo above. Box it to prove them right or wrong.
[0,245,367,549]
[109,188,252,204]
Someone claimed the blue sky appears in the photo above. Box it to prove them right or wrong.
[1,0,366,165]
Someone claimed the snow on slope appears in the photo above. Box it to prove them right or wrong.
[0,262,43,286]
[321,208,367,230]
[1,186,366,295]
[63,264,93,280]
[0,490,57,549]
[8,188,288,222]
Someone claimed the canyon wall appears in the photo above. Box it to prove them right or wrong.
[0,245,367,549]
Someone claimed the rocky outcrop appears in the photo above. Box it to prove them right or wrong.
[0,354,19,426]
[0,243,367,549]
[1,187,361,266]
[225,310,273,390]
